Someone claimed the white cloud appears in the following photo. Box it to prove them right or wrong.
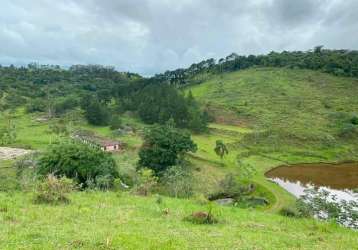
[0,0,357,75]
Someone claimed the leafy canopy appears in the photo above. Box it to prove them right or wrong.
[138,121,197,175]
[37,141,118,186]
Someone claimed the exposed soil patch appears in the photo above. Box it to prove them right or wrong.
[0,147,33,160]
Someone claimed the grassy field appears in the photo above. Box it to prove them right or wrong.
[1,67,358,248]
[1,192,357,250]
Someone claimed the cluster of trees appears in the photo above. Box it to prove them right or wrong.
[0,63,209,133]
[117,84,210,132]
[154,47,358,85]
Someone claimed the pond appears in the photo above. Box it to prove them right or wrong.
[265,162,358,202]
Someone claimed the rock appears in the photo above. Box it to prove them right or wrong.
[215,198,235,206]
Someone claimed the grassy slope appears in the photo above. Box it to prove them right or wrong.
[1,192,357,250]
[1,68,358,248]
[188,67,358,211]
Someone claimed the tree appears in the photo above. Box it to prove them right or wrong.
[83,98,111,126]
[214,140,228,160]
[37,141,119,186]
[138,123,197,175]
[109,115,122,130]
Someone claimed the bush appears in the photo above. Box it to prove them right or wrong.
[351,115,358,125]
[34,175,74,204]
[110,116,122,130]
[299,188,358,229]
[339,123,358,138]
[37,141,119,187]
[279,206,300,217]
[208,173,244,200]
[161,164,193,198]
[133,168,158,196]
[184,205,218,225]
[25,99,46,113]
[95,175,115,190]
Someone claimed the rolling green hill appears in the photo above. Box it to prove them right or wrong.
[1,67,358,249]
[188,67,358,162]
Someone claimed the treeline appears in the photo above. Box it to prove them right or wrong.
[0,64,140,111]
[0,63,209,132]
[154,47,358,85]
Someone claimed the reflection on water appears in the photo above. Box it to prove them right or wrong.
[269,177,358,202]
[265,163,358,202]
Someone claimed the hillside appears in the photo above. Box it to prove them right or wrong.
[1,67,358,249]
[188,67,358,162]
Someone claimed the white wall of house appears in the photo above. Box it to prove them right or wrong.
[102,145,120,151]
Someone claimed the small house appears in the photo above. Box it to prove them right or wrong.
[72,132,123,152]
[98,139,122,152]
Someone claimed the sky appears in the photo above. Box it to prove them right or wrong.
[0,0,357,76]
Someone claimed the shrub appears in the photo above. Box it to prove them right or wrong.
[161,164,193,198]
[25,99,46,113]
[279,206,300,217]
[95,175,114,190]
[299,188,358,229]
[110,116,122,130]
[208,173,244,200]
[37,141,118,187]
[351,115,358,125]
[184,206,218,225]
[339,123,358,138]
[133,168,158,196]
[34,174,74,204]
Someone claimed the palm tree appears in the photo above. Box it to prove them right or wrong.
[214,140,228,160]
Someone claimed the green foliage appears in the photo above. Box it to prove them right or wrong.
[214,140,228,159]
[37,141,118,187]
[34,174,74,204]
[161,164,193,198]
[155,47,358,85]
[299,188,358,229]
[130,84,208,132]
[138,123,197,174]
[109,115,122,130]
[279,206,301,218]
[25,98,47,113]
[351,115,358,125]
[82,97,111,126]
[53,96,78,116]
[133,168,158,196]
[0,116,17,145]
[208,174,246,201]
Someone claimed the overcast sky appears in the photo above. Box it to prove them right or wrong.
[1,0,357,75]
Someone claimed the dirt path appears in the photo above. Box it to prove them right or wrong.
[0,147,32,160]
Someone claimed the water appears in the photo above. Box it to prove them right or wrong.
[265,163,358,202]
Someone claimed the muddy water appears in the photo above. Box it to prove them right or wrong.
[265,162,358,201]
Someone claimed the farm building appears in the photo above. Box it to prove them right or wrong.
[73,133,123,152]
